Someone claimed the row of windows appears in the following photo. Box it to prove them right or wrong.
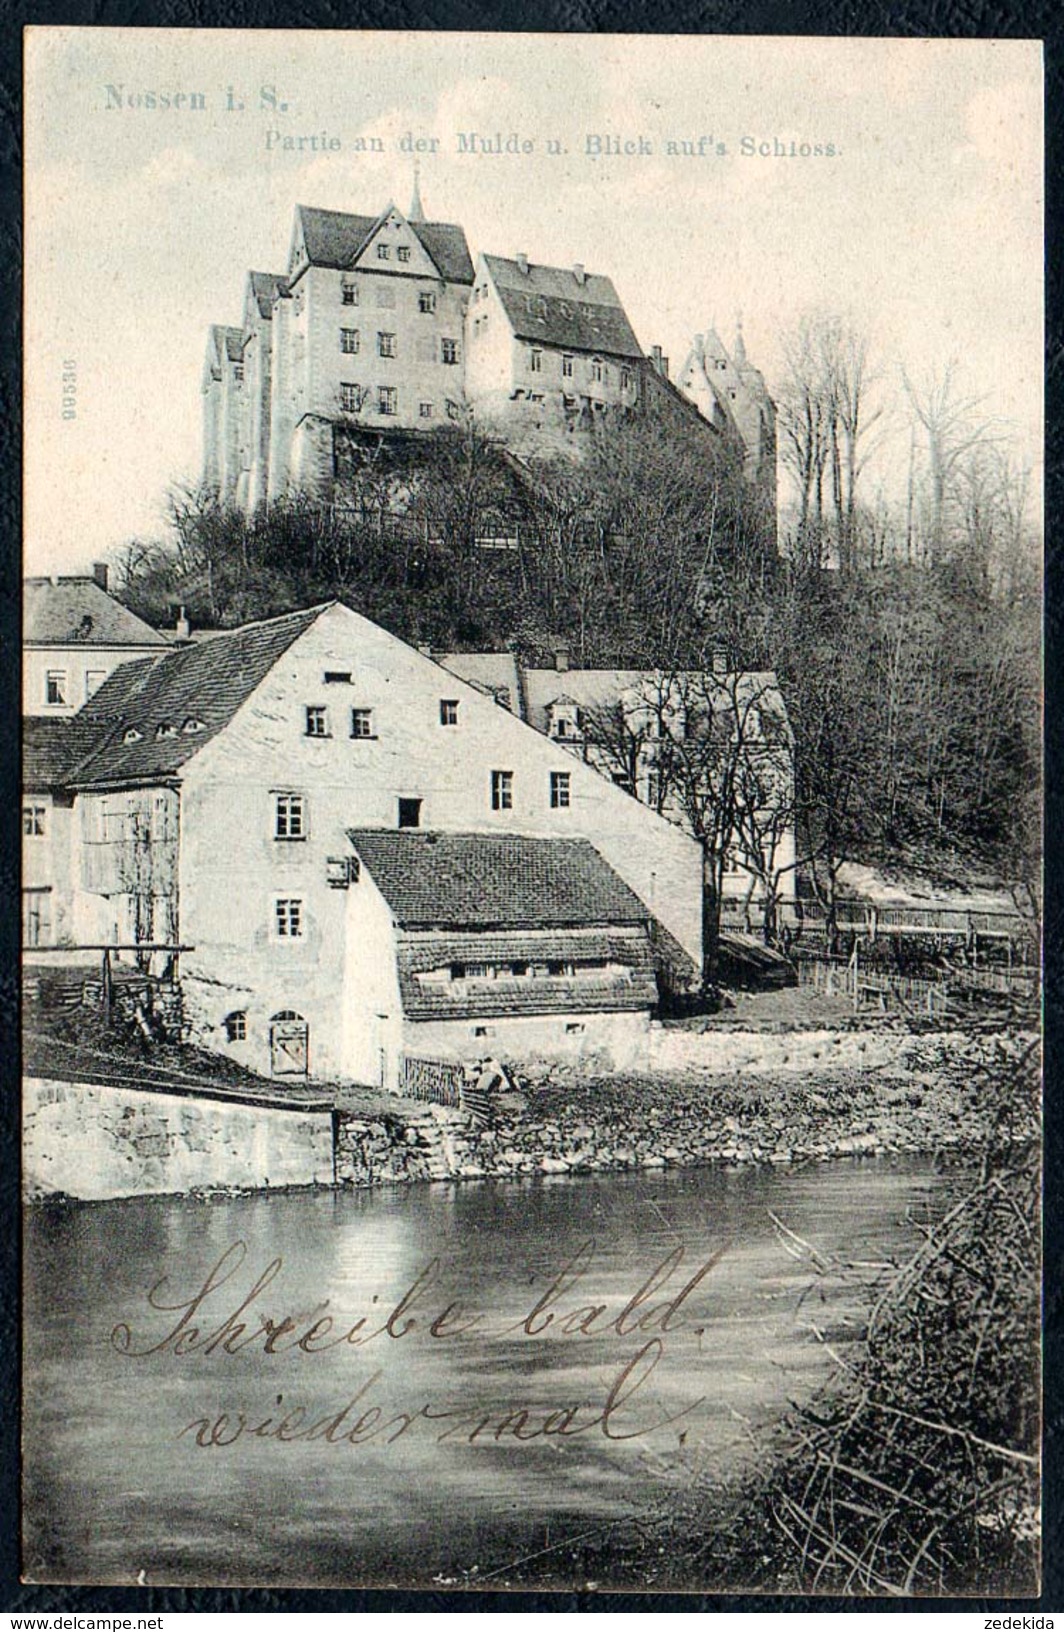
[449,958,608,980]
[341,282,441,311]
[304,699,461,737]
[338,330,460,364]
[43,668,108,707]
[340,384,462,418]
[528,349,632,389]
[268,770,571,842]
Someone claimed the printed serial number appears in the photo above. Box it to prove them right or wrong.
[62,359,77,419]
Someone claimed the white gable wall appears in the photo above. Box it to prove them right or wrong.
[176,604,702,1077]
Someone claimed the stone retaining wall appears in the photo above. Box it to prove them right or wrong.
[24,1076,334,1202]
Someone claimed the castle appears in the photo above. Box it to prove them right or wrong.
[202,181,776,521]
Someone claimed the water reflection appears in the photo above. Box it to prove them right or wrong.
[24,1159,949,1588]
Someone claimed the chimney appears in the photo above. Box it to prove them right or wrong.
[174,604,191,643]
[516,252,529,275]
[553,642,570,673]
[649,345,669,379]
[92,561,109,591]
[572,263,586,286]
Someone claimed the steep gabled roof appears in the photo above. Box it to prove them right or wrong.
[65,605,329,787]
[347,830,650,930]
[295,205,474,284]
[248,270,290,321]
[483,254,643,359]
[24,577,170,649]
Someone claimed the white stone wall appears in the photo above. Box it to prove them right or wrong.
[402,1007,651,1079]
[174,604,702,1079]
[23,1076,334,1201]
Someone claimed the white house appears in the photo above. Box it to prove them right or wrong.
[23,567,170,717]
[28,601,703,1084]
[341,829,660,1088]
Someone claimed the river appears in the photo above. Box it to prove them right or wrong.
[23,1157,953,1589]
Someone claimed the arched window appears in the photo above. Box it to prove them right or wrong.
[270,1010,304,1022]
[224,1011,247,1042]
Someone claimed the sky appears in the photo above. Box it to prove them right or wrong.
[24,30,1043,577]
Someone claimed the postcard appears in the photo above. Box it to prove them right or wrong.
[22,29,1043,1595]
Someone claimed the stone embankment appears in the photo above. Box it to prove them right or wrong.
[335,1030,1038,1188]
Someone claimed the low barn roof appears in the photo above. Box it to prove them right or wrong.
[347,829,650,930]
[23,717,104,790]
[397,927,657,1018]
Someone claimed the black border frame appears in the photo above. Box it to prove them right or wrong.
[3,2,1059,1613]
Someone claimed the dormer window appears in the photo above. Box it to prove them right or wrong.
[183,718,205,734]
[155,723,178,740]
[123,727,143,744]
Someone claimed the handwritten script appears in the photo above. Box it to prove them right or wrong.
[111,1239,729,1450]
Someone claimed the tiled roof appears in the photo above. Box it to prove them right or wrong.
[296,205,474,284]
[248,271,290,320]
[484,255,643,359]
[347,830,650,930]
[65,605,328,787]
[397,927,656,1018]
[24,578,170,649]
[22,717,103,789]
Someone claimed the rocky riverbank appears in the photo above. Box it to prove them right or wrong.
[335,1029,1038,1188]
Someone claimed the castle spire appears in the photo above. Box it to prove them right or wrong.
[409,161,426,223]
[734,310,747,367]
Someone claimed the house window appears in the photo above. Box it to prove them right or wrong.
[418,291,436,313]
[224,1011,247,1042]
[621,367,631,390]
[324,670,352,684]
[491,770,513,811]
[350,707,374,738]
[22,888,51,948]
[305,705,329,737]
[377,243,390,260]
[419,401,433,419]
[562,354,573,377]
[340,328,360,353]
[378,332,396,357]
[274,898,303,938]
[340,383,362,413]
[85,669,106,701]
[23,804,46,837]
[398,798,422,829]
[530,348,542,373]
[233,363,244,382]
[378,386,398,416]
[274,792,306,840]
[45,670,67,706]
[591,357,603,382]
[441,338,460,364]
[398,245,411,263]
[439,699,459,726]
[341,281,358,305]
[550,771,571,809]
